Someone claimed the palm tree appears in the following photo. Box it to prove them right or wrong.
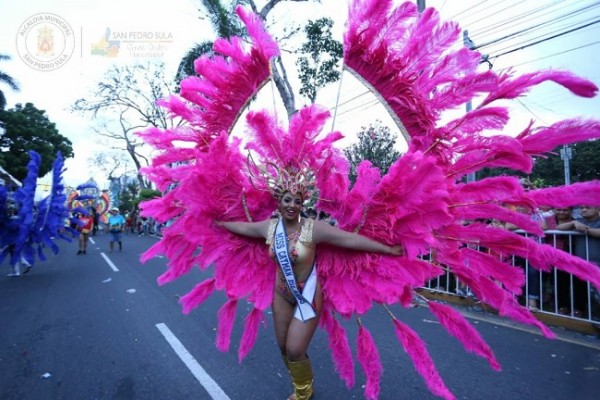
[176,0,246,84]
[0,54,20,110]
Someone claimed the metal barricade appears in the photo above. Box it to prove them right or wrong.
[423,230,599,323]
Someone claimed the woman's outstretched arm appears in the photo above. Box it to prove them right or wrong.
[312,220,403,255]
[215,219,271,239]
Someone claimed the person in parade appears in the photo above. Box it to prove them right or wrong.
[107,207,126,252]
[75,211,94,255]
[216,176,402,399]
[1,151,72,276]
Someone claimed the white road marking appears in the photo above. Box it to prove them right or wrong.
[89,237,95,245]
[100,252,119,272]
[156,323,231,400]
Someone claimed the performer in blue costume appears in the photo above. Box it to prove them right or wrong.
[1,151,76,276]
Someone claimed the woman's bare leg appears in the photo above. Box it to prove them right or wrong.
[272,291,295,356]
[285,283,323,361]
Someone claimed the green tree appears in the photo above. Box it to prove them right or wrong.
[478,140,600,187]
[119,181,141,212]
[477,167,523,182]
[531,140,600,186]
[134,188,162,211]
[0,54,19,110]
[175,0,246,84]
[177,0,333,118]
[0,103,73,181]
[343,121,401,184]
[296,18,343,104]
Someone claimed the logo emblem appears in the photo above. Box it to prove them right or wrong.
[16,13,75,71]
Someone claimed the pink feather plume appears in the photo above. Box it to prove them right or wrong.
[238,307,265,362]
[428,302,501,371]
[320,308,355,388]
[180,278,217,314]
[216,299,238,352]
[525,181,600,208]
[392,319,455,400]
[356,325,383,400]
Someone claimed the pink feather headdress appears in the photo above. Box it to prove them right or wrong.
[247,154,316,200]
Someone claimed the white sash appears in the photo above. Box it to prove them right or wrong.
[273,218,317,322]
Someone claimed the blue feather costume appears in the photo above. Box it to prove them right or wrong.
[1,151,75,271]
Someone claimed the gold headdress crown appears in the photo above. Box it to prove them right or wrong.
[247,153,315,200]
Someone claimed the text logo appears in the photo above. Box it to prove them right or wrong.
[91,27,173,58]
[16,13,75,71]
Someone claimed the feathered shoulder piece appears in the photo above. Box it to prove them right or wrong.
[139,5,280,195]
[179,5,279,135]
[344,0,598,155]
[331,1,600,399]
[140,5,280,155]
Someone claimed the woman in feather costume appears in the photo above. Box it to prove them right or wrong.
[138,2,600,399]
[1,151,75,276]
[216,163,403,399]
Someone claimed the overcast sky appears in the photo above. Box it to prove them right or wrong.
[1,0,598,189]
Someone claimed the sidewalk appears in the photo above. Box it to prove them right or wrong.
[419,289,600,346]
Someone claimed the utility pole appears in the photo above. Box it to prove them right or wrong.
[560,144,572,185]
[463,30,476,183]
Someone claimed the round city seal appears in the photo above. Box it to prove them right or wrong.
[16,13,75,71]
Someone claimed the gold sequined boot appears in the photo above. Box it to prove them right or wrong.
[286,358,314,400]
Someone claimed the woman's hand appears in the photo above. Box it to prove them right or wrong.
[387,245,404,256]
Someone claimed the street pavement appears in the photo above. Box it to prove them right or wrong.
[1,231,599,400]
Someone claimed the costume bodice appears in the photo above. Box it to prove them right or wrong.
[266,218,316,273]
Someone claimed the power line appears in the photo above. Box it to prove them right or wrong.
[488,18,600,60]
[510,39,600,68]
[517,99,550,125]
[485,16,600,59]
[334,98,380,118]
[448,0,494,20]
[472,2,600,50]
[468,0,572,41]
[331,89,371,109]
